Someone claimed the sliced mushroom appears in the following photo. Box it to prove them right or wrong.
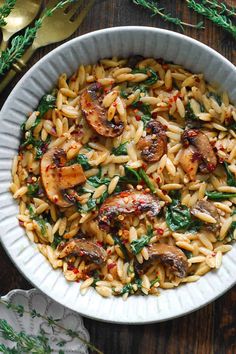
[191,200,220,231]
[40,148,86,207]
[137,120,167,162]
[80,83,124,138]
[182,129,217,173]
[98,190,162,231]
[135,244,188,278]
[58,238,107,265]
[127,55,144,68]
[179,145,200,181]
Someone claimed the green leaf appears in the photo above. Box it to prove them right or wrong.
[185,101,198,120]
[120,166,142,185]
[51,234,63,249]
[223,161,236,187]
[139,168,156,193]
[227,221,236,241]
[112,142,128,156]
[205,191,236,200]
[38,94,56,117]
[207,92,222,106]
[112,235,129,261]
[166,194,191,231]
[132,67,158,86]
[68,154,91,170]
[141,114,151,127]
[130,226,153,254]
[27,182,39,197]
[28,205,47,236]
[119,277,142,295]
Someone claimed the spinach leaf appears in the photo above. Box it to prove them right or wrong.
[185,102,198,120]
[207,92,222,106]
[87,173,110,188]
[182,250,192,259]
[130,226,153,255]
[112,142,128,156]
[132,67,158,86]
[28,205,47,236]
[227,221,236,241]
[38,94,56,118]
[120,166,142,185]
[205,191,236,200]
[27,182,39,197]
[166,192,191,231]
[141,114,152,127]
[77,198,97,213]
[119,277,142,295]
[223,161,236,187]
[112,235,129,261]
[185,219,203,233]
[139,169,156,193]
[51,234,63,249]
[20,133,50,159]
[68,154,91,170]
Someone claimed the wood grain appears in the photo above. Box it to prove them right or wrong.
[0,1,235,353]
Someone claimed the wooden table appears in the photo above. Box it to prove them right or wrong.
[0,1,235,353]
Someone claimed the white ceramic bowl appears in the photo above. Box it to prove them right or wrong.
[0,289,89,353]
[0,27,236,324]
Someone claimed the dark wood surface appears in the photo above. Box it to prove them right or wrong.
[0,1,235,353]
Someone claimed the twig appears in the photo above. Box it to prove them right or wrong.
[132,0,204,31]
[0,299,103,354]
[202,0,236,18]
[0,0,76,76]
[186,0,236,38]
[0,0,16,27]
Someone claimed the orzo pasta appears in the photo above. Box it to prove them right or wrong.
[11,56,236,299]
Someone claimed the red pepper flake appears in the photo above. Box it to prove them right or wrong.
[73,268,79,274]
[122,239,128,244]
[19,221,24,227]
[207,163,216,172]
[156,228,164,235]
[107,249,112,255]
[96,241,104,247]
[156,177,161,184]
[107,262,116,270]
[162,190,167,195]
[113,102,117,107]
[135,115,141,121]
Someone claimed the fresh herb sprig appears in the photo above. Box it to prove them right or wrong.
[0,0,16,27]
[0,0,76,76]
[186,0,236,38]
[132,0,204,30]
[0,299,103,354]
[202,0,236,18]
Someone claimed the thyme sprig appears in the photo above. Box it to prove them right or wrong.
[0,0,16,27]
[132,0,204,30]
[0,299,103,354]
[0,0,76,76]
[202,0,236,18]
[186,0,236,38]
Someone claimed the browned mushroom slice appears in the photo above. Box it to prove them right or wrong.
[98,190,162,231]
[40,148,86,208]
[182,129,217,173]
[179,145,200,181]
[191,200,220,231]
[58,239,107,265]
[80,83,124,138]
[135,244,188,278]
[137,120,167,162]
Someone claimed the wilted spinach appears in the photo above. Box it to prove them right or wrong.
[166,192,191,231]
[27,182,39,197]
[223,161,236,187]
[205,191,236,200]
[130,226,153,255]
[68,154,91,170]
[139,169,156,193]
[112,142,128,156]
